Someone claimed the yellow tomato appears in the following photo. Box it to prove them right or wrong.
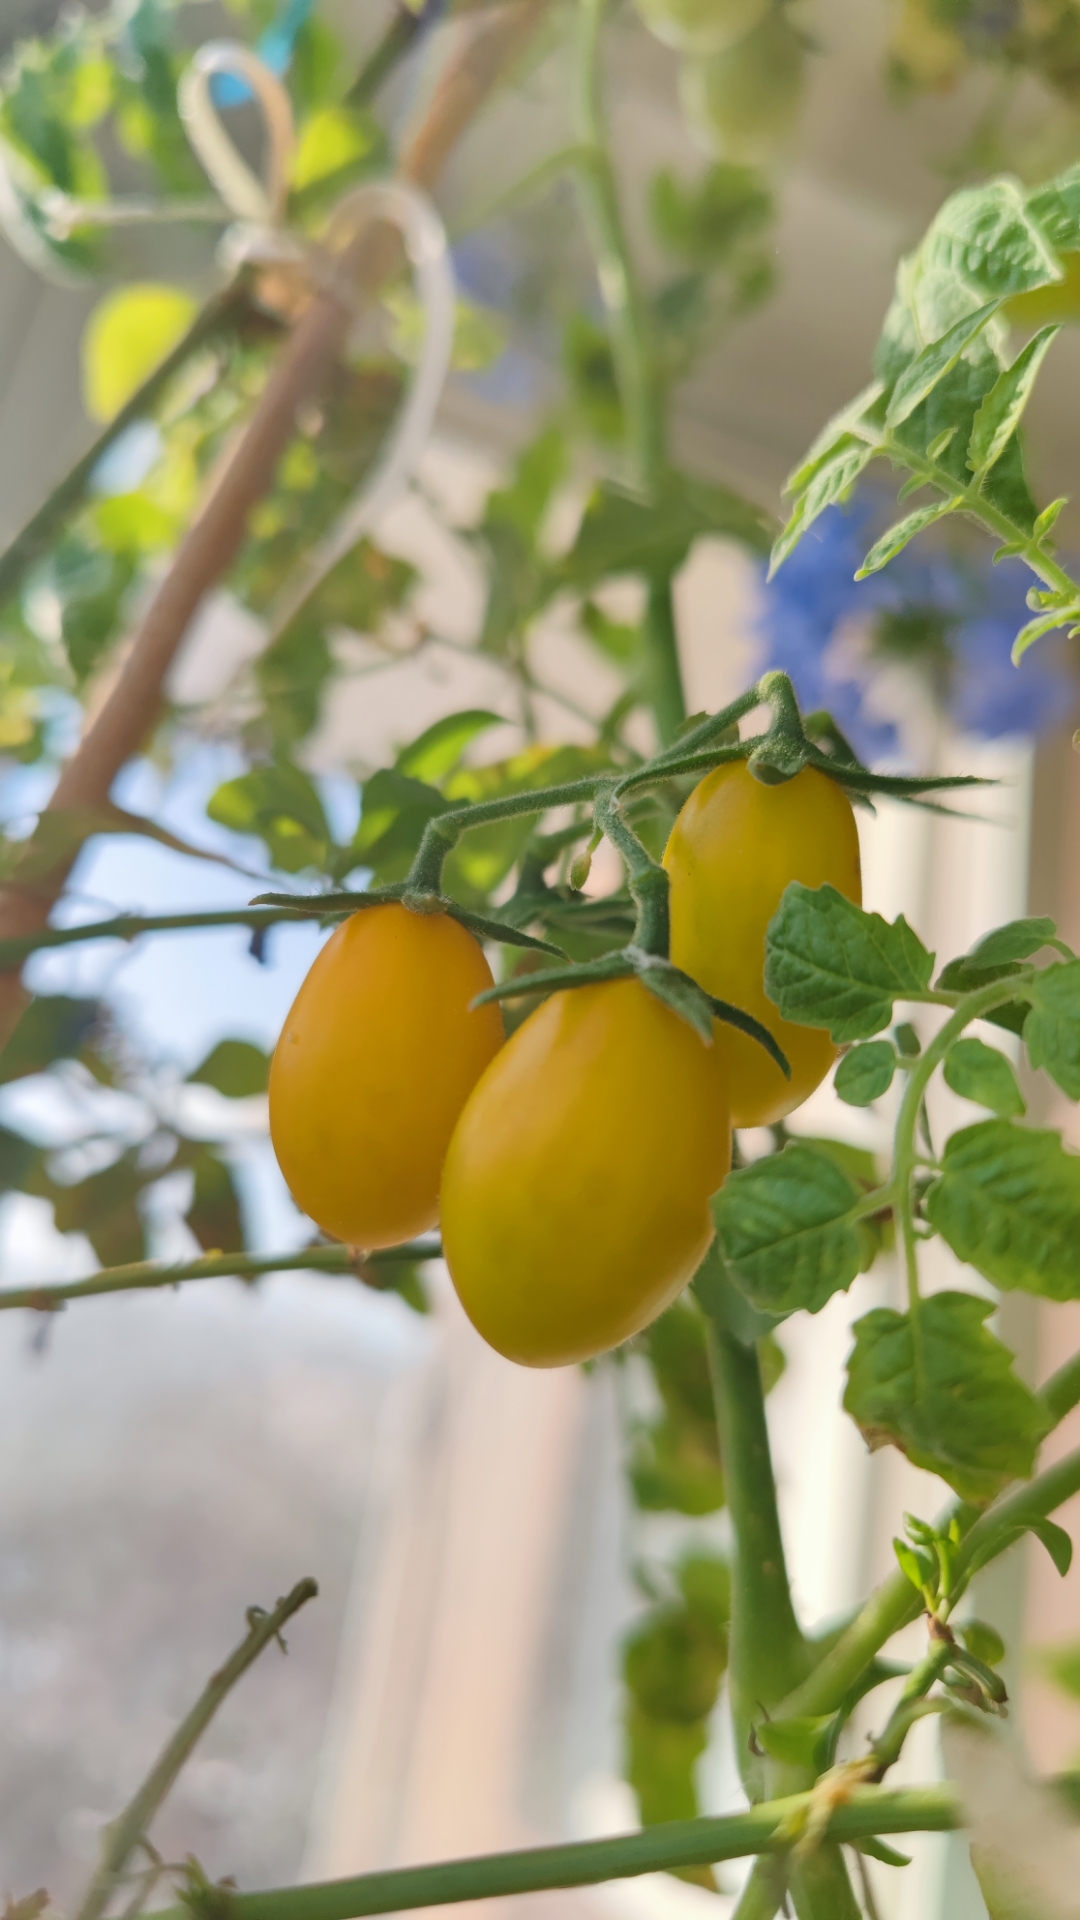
[664,761,861,1128]
[441,978,731,1368]
[270,904,503,1248]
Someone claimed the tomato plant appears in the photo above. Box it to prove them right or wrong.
[2,2,1080,1918]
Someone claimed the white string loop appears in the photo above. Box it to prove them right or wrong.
[176,39,456,638]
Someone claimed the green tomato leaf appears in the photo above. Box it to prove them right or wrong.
[927,1118,1080,1299]
[649,162,773,268]
[770,440,873,577]
[834,1040,897,1106]
[81,283,198,423]
[0,993,100,1084]
[967,326,1061,480]
[783,380,885,496]
[290,103,377,194]
[49,1147,150,1269]
[884,298,1002,429]
[395,710,505,787]
[960,1620,1007,1667]
[349,768,450,883]
[1026,164,1080,254]
[917,179,1062,311]
[208,763,331,875]
[178,1142,245,1255]
[0,1123,43,1196]
[943,1037,1026,1117]
[624,1604,727,1725]
[765,883,935,1042]
[1032,1518,1074,1578]
[965,916,1058,969]
[855,500,957,578]
[564,472,772,591]
[713,1143,871,1319]
[187,1039,270,1098]
[1023,960,1080,1099]
[844,1292,1047,1504]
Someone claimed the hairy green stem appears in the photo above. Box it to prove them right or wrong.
[0,905,325,971]
[405,777,610,895]
[891,972,1039,1393]
[0,283,251,609]
[0,1241,437,1315]
[155,1789,959,1920]
[594,788,669,955]
[705,1321,808,1793]
[76,1579,318,1920]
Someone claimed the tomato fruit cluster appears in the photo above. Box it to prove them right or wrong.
[269,760,860,1368]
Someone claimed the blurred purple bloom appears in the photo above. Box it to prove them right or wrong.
[756,492,1074,760]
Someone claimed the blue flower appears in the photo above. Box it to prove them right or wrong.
[755,491,1075,758]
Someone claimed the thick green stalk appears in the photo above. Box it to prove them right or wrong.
[643,573,687,748]
[155,1789,960,1920]
[0,1241,436,1315]
[705,1321,808,1793]
[575,0,687,745]
[787,1846,861,1920]
[1039,1348,1080,1427]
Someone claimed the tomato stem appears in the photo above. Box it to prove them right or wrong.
[704,1321,810,1796]
[594,788,670,956]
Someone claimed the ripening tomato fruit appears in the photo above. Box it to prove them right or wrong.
[664,761,861,1129]
[441,978,731,1368]
[270,904,503,1248]
[680,14,805,163]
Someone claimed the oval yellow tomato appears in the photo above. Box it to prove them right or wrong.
[441,978,731,1368]
[270,904,503,1248]
[664,761,861,1128]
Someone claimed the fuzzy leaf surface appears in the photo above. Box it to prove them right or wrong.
[1023,960,1080,1100]
[943,1037,1026,1117]
[765,884,935,1042]
[926,1119,1080,1300]
[834,1040,897,1106]
[713,1143,870,1318]
[844,1291,1046,1503]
